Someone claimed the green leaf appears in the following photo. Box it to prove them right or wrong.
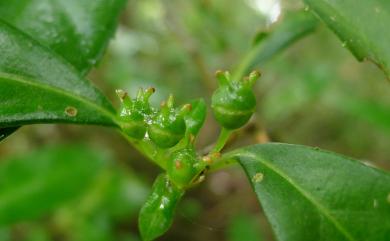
[228,143,390,241]
[0,0,127,74]
[184,98,207,136]
[0,145,106,225]
[304,0,390,77]
[233,11,318,81]
[0,20,118,129]
[139,174,184,241]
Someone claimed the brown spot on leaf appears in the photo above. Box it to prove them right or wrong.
[65,106,78,117]
[252,172,264,183]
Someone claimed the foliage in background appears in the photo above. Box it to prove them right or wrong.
[0,0,390,241]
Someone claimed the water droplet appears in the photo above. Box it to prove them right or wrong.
[330,16,336,21]
[252,172,264,183]
[342,42,347,48]
[65,106,78,117]
[304,6,310,11]
[374,7,381,13]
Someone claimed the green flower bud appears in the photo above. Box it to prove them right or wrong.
[148,95,190,148]
[117,88,154,139]
[211,70,260,129]
[167,148,199,189]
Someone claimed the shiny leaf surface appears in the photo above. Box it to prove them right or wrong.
[228,143,390,241]
[304,0,390,77]
[139,174,184,241]
[0,0,127,74]
[0,20,118,129]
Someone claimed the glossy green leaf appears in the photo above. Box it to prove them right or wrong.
[139,174,184,241]
[0,0,127,74]
[233,11,318,81]
[184,98,207,136]
[0,145,106,225]
[0,20,118,129]
[304,0,390,77]
[228,143,390,241]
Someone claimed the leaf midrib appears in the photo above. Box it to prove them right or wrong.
[0,72,119,126]
[236,151,356,241]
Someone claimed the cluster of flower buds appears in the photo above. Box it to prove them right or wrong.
[117,89,197,147]
[117,69,260,189]
[135,70,260,241]
[117,88,208,190]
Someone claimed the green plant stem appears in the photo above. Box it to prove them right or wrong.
[207,150,240,172]
[232,43,263,82]
[120,131,168,170]
[211,128,233,153]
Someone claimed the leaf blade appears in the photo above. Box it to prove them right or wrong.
[0,0,127,74]
[139,174,184,241]
[229,143,390,241]
[0,20,118,129]
[233,11,318,81]
[304,0,390,77]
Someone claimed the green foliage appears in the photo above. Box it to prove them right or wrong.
[138,174,184,241]
[304,0,390,77]
[232,10,318,81]
[1,1,390,241]
[0,0,126,139]
[0,145,106,225]
[228,143,390,241]
[0,20,117,130]
[0,0,127,74]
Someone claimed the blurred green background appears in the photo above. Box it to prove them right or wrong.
[1,0,390,240]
